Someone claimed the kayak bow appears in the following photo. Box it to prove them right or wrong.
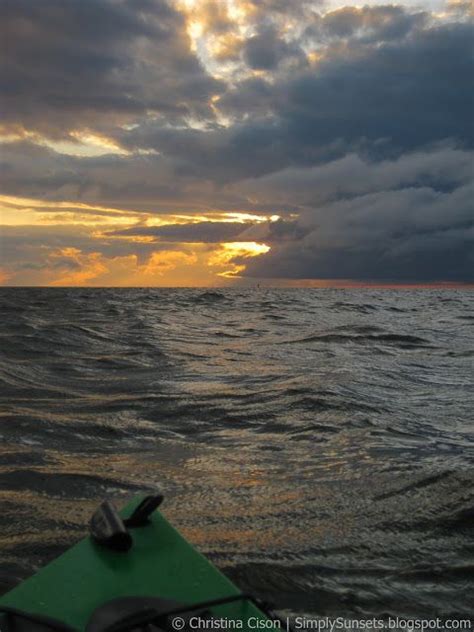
[0,495,277,632]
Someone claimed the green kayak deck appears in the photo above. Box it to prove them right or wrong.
[0,497,268,631]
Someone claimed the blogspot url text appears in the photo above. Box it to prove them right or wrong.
[169,616,472,632]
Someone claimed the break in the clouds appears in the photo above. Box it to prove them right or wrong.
[0,0,473,286]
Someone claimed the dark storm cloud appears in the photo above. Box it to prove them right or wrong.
[246,193,474,283]
[225,20,472,152]
[0,0,223,138]
[237,147,474,208]
[240,147,474,282]
[123,19,473,184]
[278,21,474,151]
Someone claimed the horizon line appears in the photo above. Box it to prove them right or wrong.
[1,282,473,290]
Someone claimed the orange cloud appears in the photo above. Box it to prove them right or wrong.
[208,241,271,278]
[45,249,199,286]
[2,240,271,287]
[0,268,11,284]
[0,194,276,286]
[48,249,108,286]
[142,251,198,277]
[0,194,145,227]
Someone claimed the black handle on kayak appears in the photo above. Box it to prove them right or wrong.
[90,501,132,552]
[90,495,164,552]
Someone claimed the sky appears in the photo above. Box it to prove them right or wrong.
[0,0,472,287]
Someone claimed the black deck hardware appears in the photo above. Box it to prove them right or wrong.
[90,494,164,552]
[90,500,133,552]
[124,494,164,528]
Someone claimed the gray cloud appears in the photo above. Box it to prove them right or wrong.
[111,221,253,243]
[313,5,428,42]
[243,25,306,70]
[237,146,474,208]
[0,141,218,213]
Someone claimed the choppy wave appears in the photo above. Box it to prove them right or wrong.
[286,331,433,347]
[0,287,473,620]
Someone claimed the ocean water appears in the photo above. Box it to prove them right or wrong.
[0,287,473,621]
